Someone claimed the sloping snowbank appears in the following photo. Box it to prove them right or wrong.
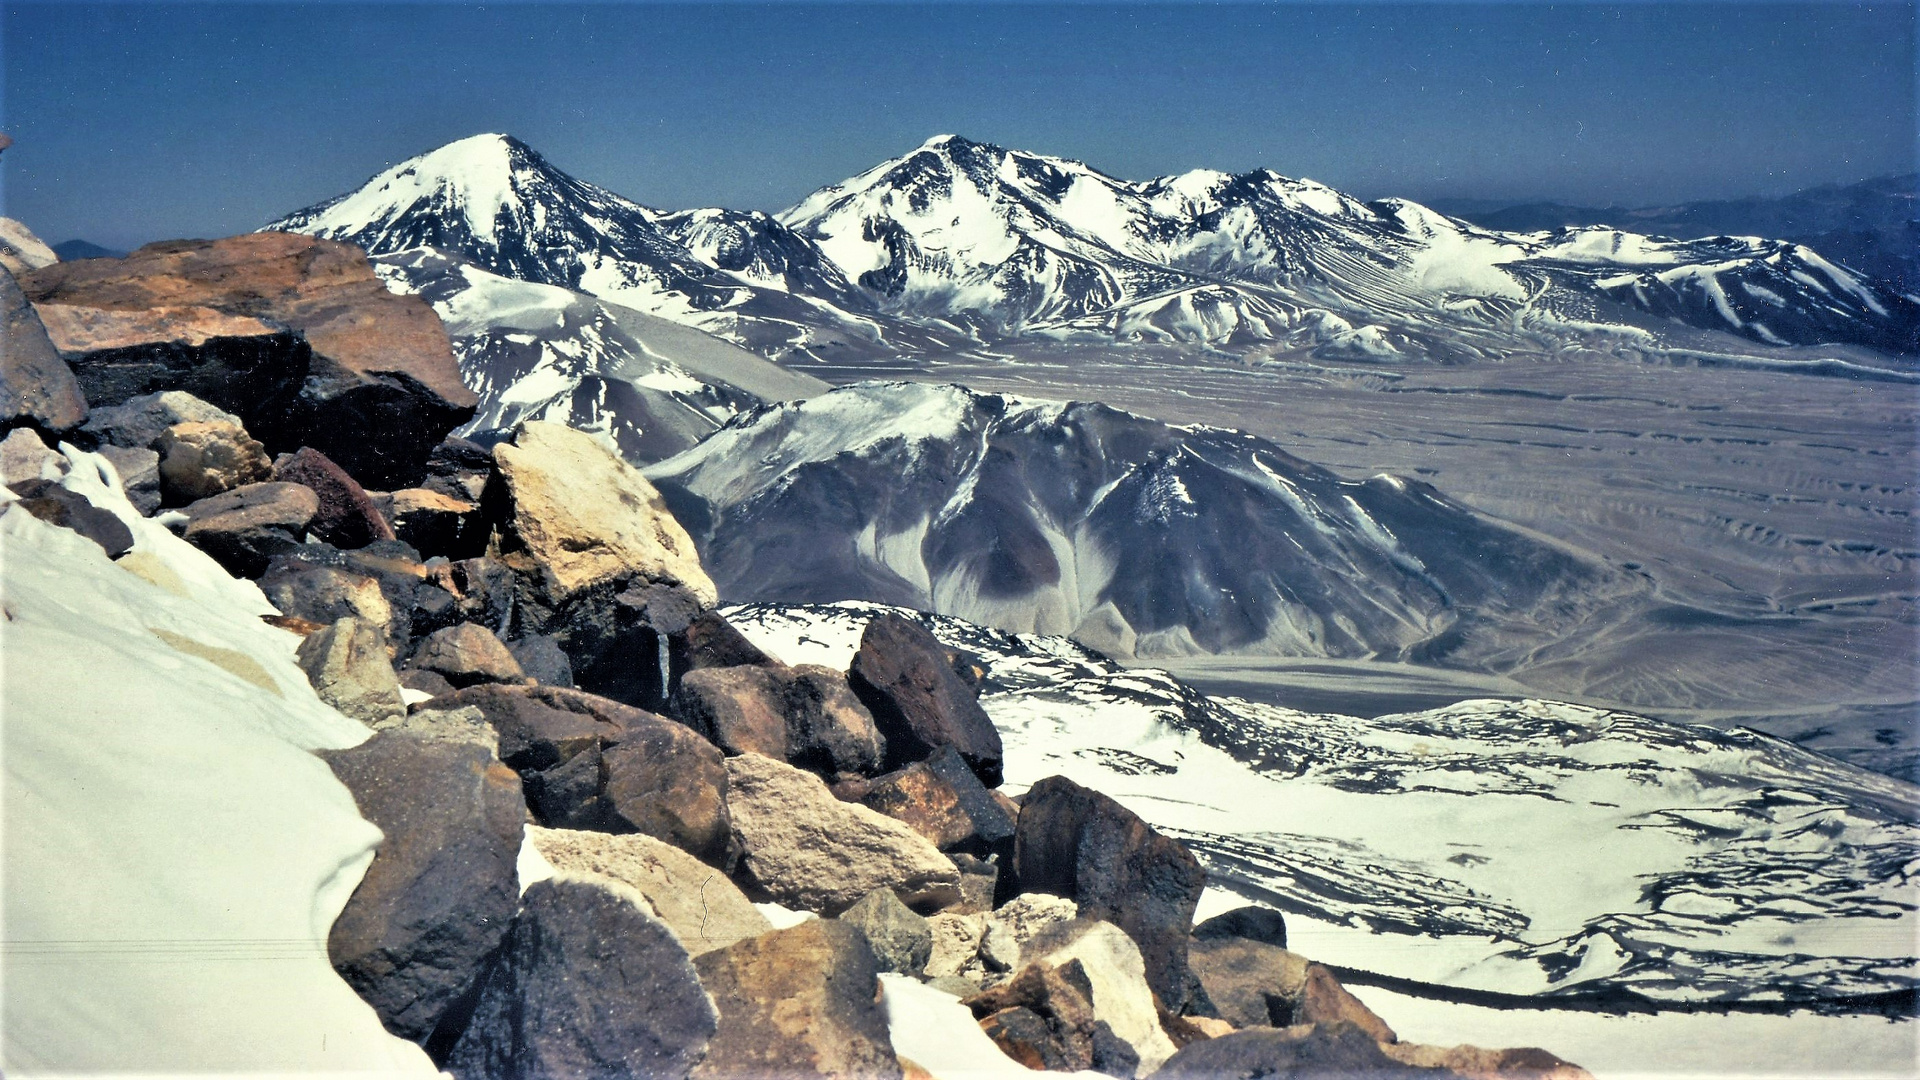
[1,449,434,1074]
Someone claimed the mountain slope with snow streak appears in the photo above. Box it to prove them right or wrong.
[372,247,827,463]
[645,381,1647,665]
[724,601,1920,1012]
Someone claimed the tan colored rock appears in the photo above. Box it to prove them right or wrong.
[1,427,66,487]
[157,419,270,503]
[980,893,1078,973]
[35,303,277,352]
[0,217,56,275]
[724,753,960,916]
[295,616,405,727]
[1381,1040,1595,1080]
[1019,919,1180,1075]
[492,421,715,607]
[924,912,989,983]
[525,826,771,956]
[693,918,902,1080]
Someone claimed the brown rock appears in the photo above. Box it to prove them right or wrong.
[409,621,525,688]
[1154,1024,1446,1079]
[1187,936,1309,1030]
[271,446,395,548]
[19,233,475,486]
[382,486,481,558]
[179,481,319,577]
[964,960,1100,1073]
[156,420,270,504]
[684,609,776,670]
[428,682,627,773]
[603,719,734,867]
[848,612,1003,786]
[1012,775,1207,1014]
[693,919,903,1080]
[672,665,791,760]
[1297,961,1397,1045]
[0,265,86,432]
[7,478,134,558]
[1,426,65,487]
[80,389,242,451]
[294,616,405,727]
[786,664,887,778]
[861,745,1016,857]
[259,559,397,644]
[1381,1041,1595,1080]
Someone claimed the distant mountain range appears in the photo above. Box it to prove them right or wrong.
[268,133,1919,372]
[50,239,122,261]
[1431,174,1919,292]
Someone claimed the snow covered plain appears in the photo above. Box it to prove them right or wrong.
[1,449,434,1074]
[726,601,1920,1079]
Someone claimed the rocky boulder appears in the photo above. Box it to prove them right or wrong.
[1016,919,1180,1076]
[409,621,525,688]
[447,876,717,1079]
[1194,905,1288,950]
[848,613,1003,786]
[860,745,1015,857]
[684,610,776,670]
[97,444,160,515]
[964,959,1139,1077]
[724,753,960,915]
[19,232,475,486]
[259,558,398,645]
[179,481,319,578]
[1381,1041,1594,1080]
[525,827,772,956]
[320,717,524,1046]
[839,888,934,976]
[6,478,135,558]
[79,389,239,451]
[602,717,735,867]
[1154,1024,1450,1079]
[381,486,482,559]
[505,633,572,687]
[294,616,405,727]
[1012,775,1207,1013]
[0,427,66,487]
[271,446,395,548]
[0,265,86,434]
[785,664,887,778]
[156,419,270,504]
[693,918,902,1080]
[672,665,791,760]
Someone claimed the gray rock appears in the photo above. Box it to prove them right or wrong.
[1194,905,1288,950]
[684,610,775,670]
[1152,1025,1442,1079]
[840,888,933,976]
[97,444,160,515]
[295,616,405,726]
[320,724,525,1045]
[785,664,886,778]
[603,721,734,868]
[259,559,397,643]
[0,265,86,432]
[447,876,717,1079]
[157,419,271,505]
[8,479,134,558]
[693,918,902,1080]
[81,389,241,451]
[180,481,318,578]
[1,426,65,488]
[526,827,772,956]
[410,621,525,688]
[507,633,573,687]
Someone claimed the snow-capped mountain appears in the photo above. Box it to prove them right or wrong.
[266,134,958,363]
[781,135,1918,357]
[372,247,826,462]
[727,601,1920,1009]
[644,382,1646,665]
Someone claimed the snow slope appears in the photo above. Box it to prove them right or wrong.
[724,602,1919,1014]
[0,449,434,1073]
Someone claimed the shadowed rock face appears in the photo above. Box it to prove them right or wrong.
[648,382,1641,665]
[18,233,475,487]
[0,266,87,433]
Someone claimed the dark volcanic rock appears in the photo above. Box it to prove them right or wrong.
[79,389,240,451]
[409,621,525,688]
[429,683,626,773]
[506,633,573,687]
[848,612,1003,785]
[1152,1024,1447,1079]
[684,610,776,670]
[19,232,476,487]
[839,887,934,976]
[447,877,717,1079]
[8,478,134,557]
[179,481,319,577]
[692,918,903,1080]
[785,664,886,778]
[860,746,1016,857]
[382,486,483,559]
[259,557,399,644]
[320,721,524,1046]
[964,960,1100,1073]
[1194,906,1288,950]
[272,445,396,548]
[264,541,431,643]
[602,721,734,866]
[671,665,791,760]
[1012,775,1207,1013]
[1,265,86,433]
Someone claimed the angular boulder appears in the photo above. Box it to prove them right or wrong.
[1186,935,1396,1042]
[179,481,319,578]
[263,541,431,645]
[1017,919,1180,1076]
[409,621,525,688]
[979,892,1079,974]
[259,558,397,644]
[271,446,395,548]
[79,388,240,451]
[693,918,902,1080]
[785,664,887,778]
[603,718,735,867]
[672,664,790,760]
[97,443,161,515]
[1194,905,1288,950]
[848,613,1003,786]
[1153,1024,1445,1079]
[1382,1041,1595,1079]
[7,478,135,558]
[964,959,1141,1077]
[320,722,524,1045]
[0,426,66,487]
[0,265,86,433]
[924,911,990,984]
[156,419,270,504]
[505,633,572,687]
[724,753,960,915]
[382,486,482,559]
[1012,775,1207,1013]
[861,745,1016,857]
[447,876,717,1079]
[839,887,934,976]
[295,616,405,727]
[684,609,776,670]
[19,233,475,487]
[525,826,772,956]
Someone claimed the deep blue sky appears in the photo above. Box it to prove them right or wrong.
[4,2,1915,250]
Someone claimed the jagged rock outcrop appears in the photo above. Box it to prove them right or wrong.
[1,265,86,434]
[724,753,960,914]
[848,612,1003,785]
[447,876,718,1078]
[18,232,475,486]
[1012,775,1207,1014]
[525,827,771,956]
[320,712,524,1046]
[693,919,903,1080]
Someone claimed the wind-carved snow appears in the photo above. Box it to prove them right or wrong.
[724,602,1920,1011]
